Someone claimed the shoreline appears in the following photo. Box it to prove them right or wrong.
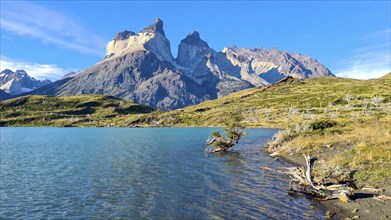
[272,153,391,219]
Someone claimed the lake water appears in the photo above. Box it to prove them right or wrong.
[0,127,326,219]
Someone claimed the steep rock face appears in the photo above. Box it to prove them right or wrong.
[176,32,264,97]
[0,69,52,95]
[176,31,211,70]
[223,47,333,83]
[190,52,253,98]
[28,51,209,110]
[0,69,15,84]
[105,18,174,63]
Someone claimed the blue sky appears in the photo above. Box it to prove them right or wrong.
[0,1,390,80]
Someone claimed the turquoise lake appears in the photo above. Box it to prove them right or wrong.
[0,127,326,219]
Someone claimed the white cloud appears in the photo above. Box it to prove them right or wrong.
[334,50,390,80]
[334,29,391,80]
[0,1,106,56]
[0,56,73,81]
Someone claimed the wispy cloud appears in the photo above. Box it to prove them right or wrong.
[334,29,391,80]
[0,1,106,56]
[1,56,73,81]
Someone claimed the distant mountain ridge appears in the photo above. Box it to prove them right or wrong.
[22,18,333,110]
[0,69,52,96]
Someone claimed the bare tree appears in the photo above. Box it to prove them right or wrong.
[362,99,369,115]
[330,108,339,119]
[264,108,272,121]
[324,102,333,114]
[372,95,383,111]
[287,105,299,121]
[344,93,352,104]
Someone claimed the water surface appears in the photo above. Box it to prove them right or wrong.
[0,127,325,219]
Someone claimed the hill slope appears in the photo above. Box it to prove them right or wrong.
[132,75,390,127]
[0,94,153,127]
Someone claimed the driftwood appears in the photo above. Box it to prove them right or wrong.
[373,195,391,202]
[263,155,355,202]
[361,187,384,193]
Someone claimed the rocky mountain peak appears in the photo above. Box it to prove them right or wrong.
[1,69,13,75]
[113,30,136,40]
[176,31,213,69]
[0,69,52,95]
[14,70,28,78]
[105,18,173,62]
[181,31,209,48]
[141,17,165,36]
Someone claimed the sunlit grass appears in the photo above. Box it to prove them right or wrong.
[0,94,154,127]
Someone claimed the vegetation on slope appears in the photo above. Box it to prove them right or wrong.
[131,75,390,127]
[0,94,154,127]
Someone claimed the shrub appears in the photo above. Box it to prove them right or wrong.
[310,120,337,131]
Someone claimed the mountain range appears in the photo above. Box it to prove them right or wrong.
[3,18,333,109]
[0,69,52,98]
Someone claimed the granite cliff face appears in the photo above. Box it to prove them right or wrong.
[24,18,333,110]
[105,18,174,63]
[0,69,52,96]
[222,47,333,83]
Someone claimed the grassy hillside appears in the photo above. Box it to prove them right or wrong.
[0,94,154,127]
[131,75,390,127]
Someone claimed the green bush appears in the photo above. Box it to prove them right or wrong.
[310,120,337,130]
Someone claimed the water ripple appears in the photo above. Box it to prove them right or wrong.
[0,128,326,219]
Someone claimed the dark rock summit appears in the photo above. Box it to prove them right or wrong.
[181,31,209,48]
[141,17,165,36]
[113,30,136,40]
[21,18,334,110]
